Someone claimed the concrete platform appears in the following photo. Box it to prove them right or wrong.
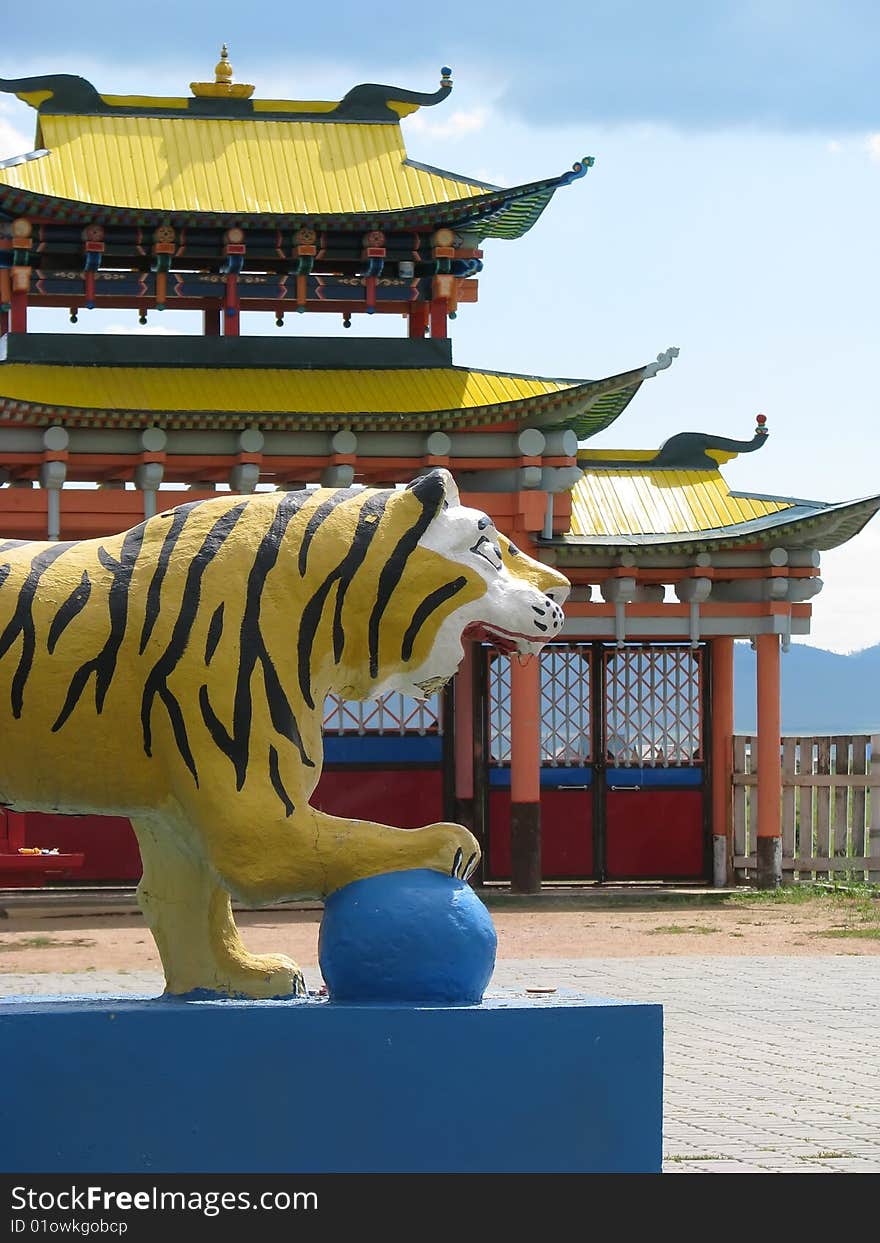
[5,959,878,1173]
[0,991,662,1174]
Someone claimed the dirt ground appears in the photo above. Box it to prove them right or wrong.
[1,890,879,974]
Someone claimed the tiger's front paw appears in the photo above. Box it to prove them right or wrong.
[420,822,481,881]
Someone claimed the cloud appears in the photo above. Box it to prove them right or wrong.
[0,117,30,161]
[407,108,488,141]
[4,2,878,140]
[802,524,880,655]
[865,134,880,162]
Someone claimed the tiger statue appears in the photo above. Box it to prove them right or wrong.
[0,469,569,998]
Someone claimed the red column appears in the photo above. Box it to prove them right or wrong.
[711,637,734,886]
[10,289,27,333]
[510,654,542,892]
[429,299,447,339]
[755,633,782,887]
[408,304,428,339]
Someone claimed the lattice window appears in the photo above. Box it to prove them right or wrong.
[488,653,512,764]
[541,645,592,765]
[322,691,441,736]
[603,645,703,767]
[488,645,592,766]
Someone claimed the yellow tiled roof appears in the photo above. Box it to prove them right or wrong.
[569,467,793,537]
[0,362,594,431]
[0,114,491,216]
[0,363,571,414]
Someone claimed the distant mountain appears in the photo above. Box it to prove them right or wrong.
[734,642,880,735]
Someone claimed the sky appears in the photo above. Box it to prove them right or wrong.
[1,0,878,652]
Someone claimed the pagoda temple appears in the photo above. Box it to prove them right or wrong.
[1,52,877,891]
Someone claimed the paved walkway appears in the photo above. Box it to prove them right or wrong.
[3,957,879,1174]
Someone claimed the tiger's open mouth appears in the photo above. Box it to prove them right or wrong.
[462,622,545,657]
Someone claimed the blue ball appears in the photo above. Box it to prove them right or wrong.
[319,869,497,1005]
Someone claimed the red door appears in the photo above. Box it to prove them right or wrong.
[601,645,708,880]
[485,643,709,882]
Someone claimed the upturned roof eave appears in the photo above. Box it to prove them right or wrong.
[0,375,610,432]
[0,347,674,434]
[0,156,592,238]
[549,494,880,555]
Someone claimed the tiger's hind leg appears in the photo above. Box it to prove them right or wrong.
[131,816,306,1000]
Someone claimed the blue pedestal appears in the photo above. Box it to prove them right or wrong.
[0,993,662,1173]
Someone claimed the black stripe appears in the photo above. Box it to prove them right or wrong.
[199,492,311,790]
[0,565,9,589]
[296,491,392,709]
[52,528,146,731]
[141,502,248,784]
[47,570,91,654]
[0,541,35,554]
[139,502,202,654]
[298,487,361,577]
[268,745,295,818]
[257,637,313,765]
[204,603,224,666]
[401,576,468,662]
[367,485,446,679]
[0,542,76,718]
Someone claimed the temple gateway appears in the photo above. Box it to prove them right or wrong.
[1,53,877,890]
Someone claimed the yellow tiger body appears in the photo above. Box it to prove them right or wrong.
[0,470,569,997]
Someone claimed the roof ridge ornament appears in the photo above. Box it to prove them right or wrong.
[579,415,770,471]
[643,346,680,378]
[191,44,255,100]
[653,415,769,468]
[559,157,595,185]
[1,64,452,124]
[333,67,453,121]
[0,73,104,113]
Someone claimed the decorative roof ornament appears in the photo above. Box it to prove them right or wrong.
[0,64,451,123]
[643,346,680,378]
[651,416,770,469]
[559,157,595,185]
[191,45,255,100]
[579,416,770,472]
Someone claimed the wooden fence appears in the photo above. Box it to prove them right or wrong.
[733,734,880,881]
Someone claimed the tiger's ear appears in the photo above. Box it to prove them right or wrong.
[405,468,460,514]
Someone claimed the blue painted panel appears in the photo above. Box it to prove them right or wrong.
[0,994,663,1174]
[540,767,594,789]
[323,734,442,764]
[607,766,703,788]
[488,766,593,789]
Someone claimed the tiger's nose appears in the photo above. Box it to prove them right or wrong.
[546,597,565,631]
[544,586,570,606]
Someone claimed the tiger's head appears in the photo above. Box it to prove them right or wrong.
[312,468,570,704]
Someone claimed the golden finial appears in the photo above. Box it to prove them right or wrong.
[215,44,233,85]
[191,44,254,99]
